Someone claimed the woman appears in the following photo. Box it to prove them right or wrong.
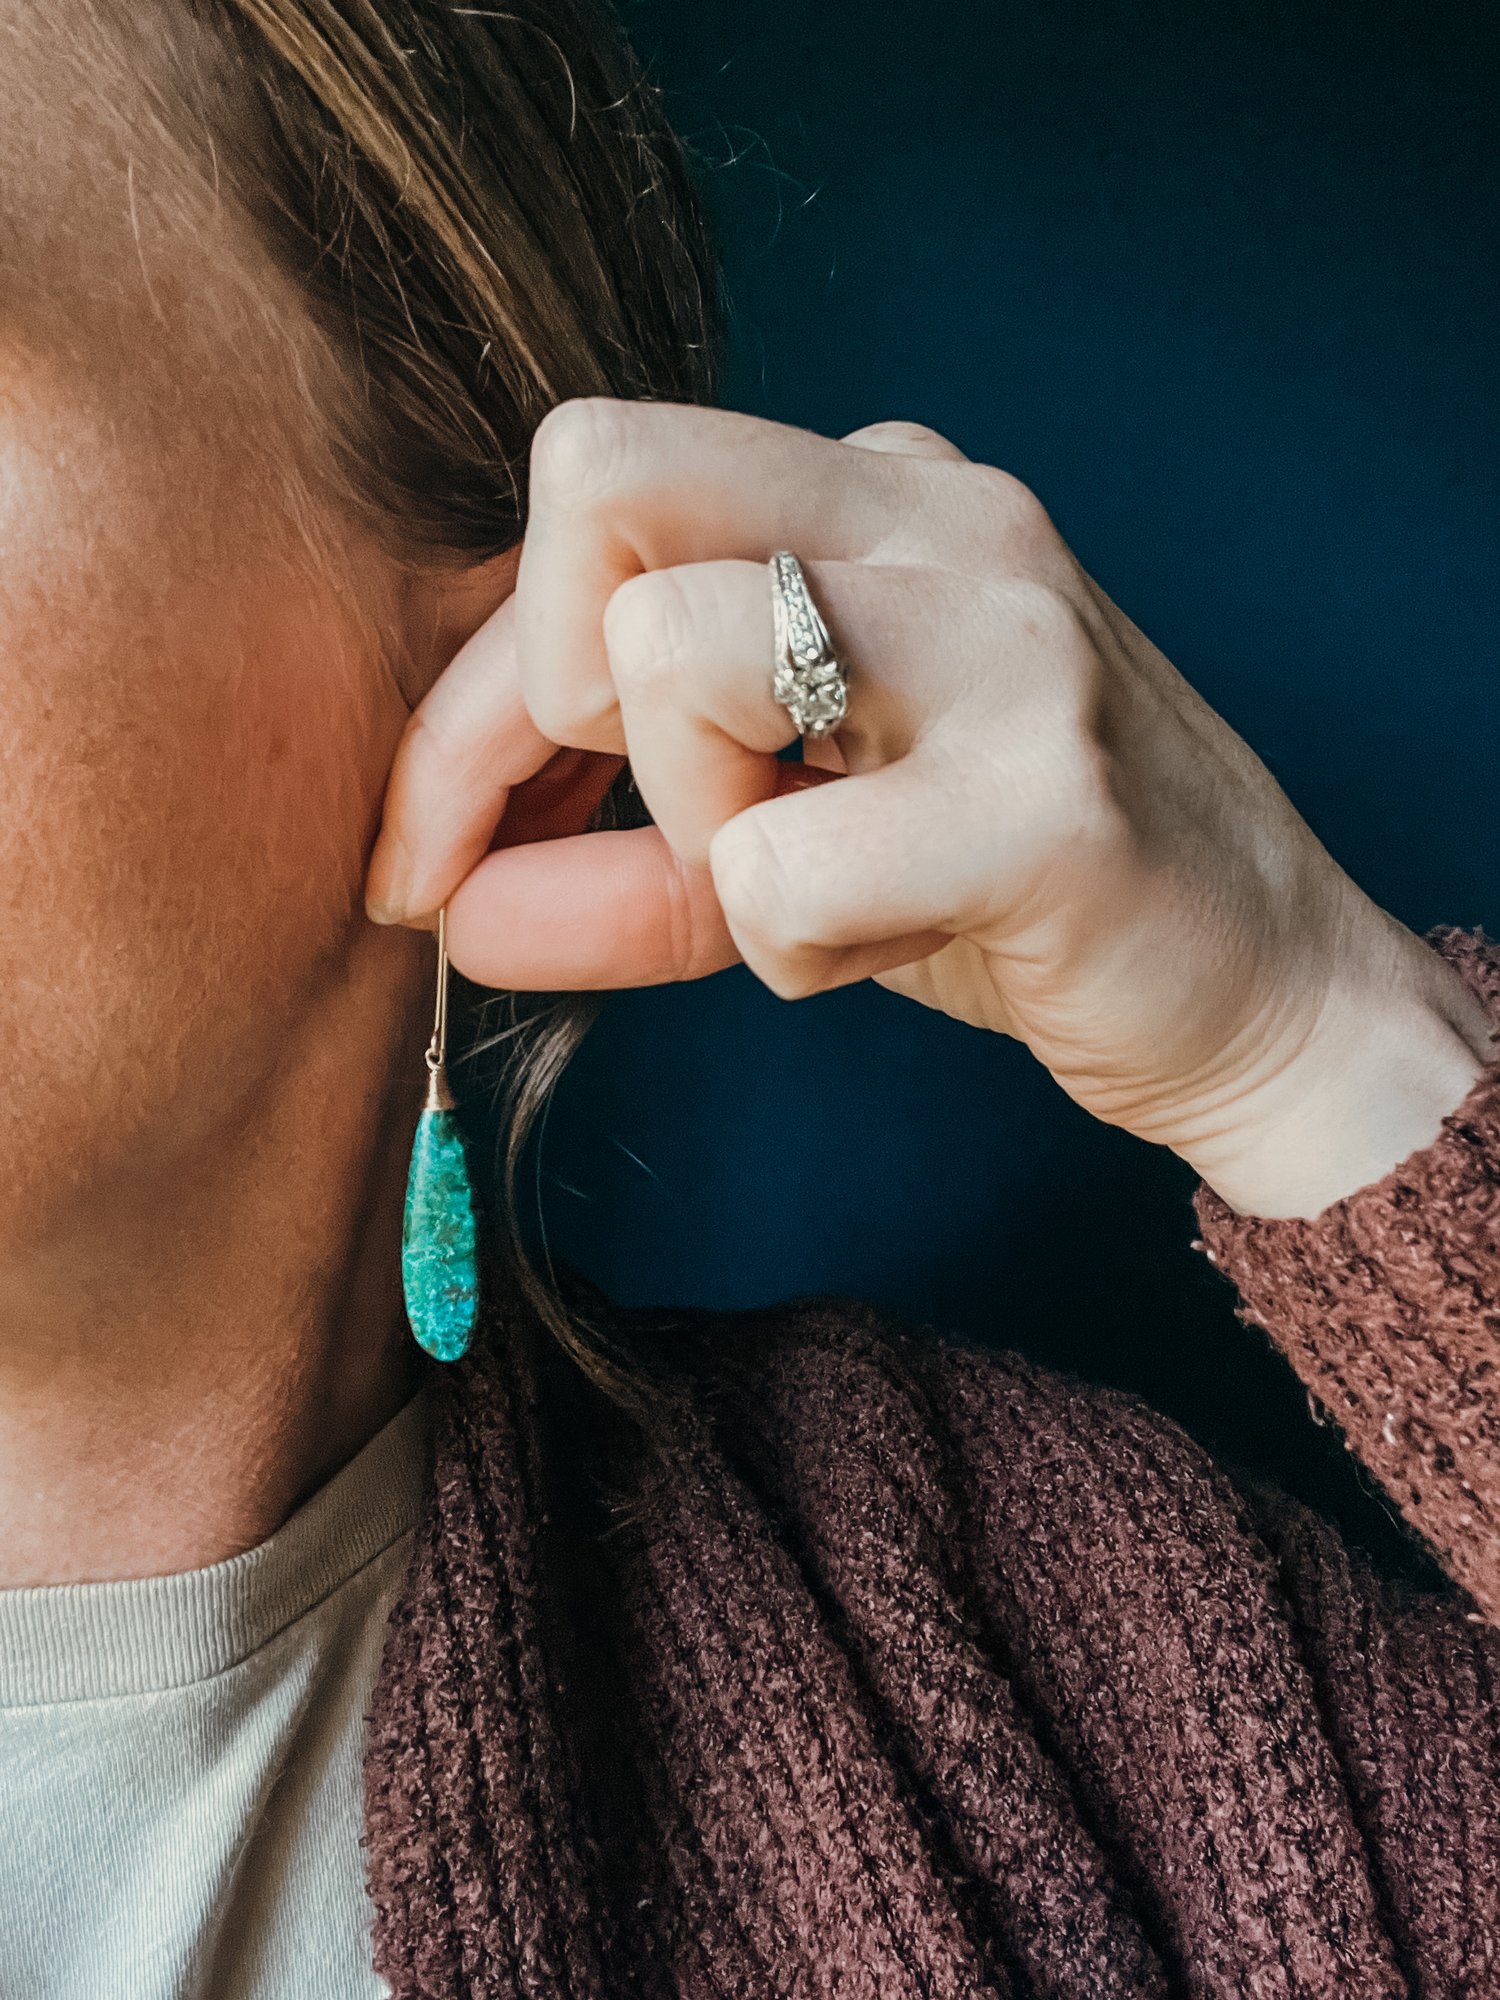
[0,2,1496,1997]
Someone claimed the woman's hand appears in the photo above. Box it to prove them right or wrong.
[366,400,1492,1218]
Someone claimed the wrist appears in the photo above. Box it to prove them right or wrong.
[1179,914,1496,1221]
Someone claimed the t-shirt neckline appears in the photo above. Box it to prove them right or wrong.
[0,1386,432,1708]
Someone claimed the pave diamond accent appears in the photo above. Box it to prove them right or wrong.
[769,551,849,738]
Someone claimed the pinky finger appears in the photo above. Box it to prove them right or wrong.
[707,755,954,1000]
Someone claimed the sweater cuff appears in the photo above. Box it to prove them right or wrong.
[1191,924,1500,1616]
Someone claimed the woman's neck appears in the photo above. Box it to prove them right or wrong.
[0,925,433,1588]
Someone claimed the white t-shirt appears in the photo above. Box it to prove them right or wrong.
[0,1388,432,2000]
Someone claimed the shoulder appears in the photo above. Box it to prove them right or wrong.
[640,1287,1282,1621]
[453,1281,1500,1993]
[664,1287,1252,1512]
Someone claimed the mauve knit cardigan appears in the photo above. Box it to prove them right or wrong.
[362,924,1500,2000]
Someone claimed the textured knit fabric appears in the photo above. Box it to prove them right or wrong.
[363,924,1500,2000]
[1193,922,1500,1626]
[0,1385,431,2000]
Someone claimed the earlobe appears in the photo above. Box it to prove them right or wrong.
[393,541,523,709]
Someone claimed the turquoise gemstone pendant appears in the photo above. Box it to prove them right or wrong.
[401,911,479,1363]
[401,1064,479,1362]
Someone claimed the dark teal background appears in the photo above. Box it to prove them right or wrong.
[523,0,1499,1574]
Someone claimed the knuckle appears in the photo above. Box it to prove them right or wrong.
[992,575,1090,662]
[602,568,696,696]
[777,948,841,1006]
[522,674,617,750]
[712,814,819,959]
[845,417,964,459]
[760,961,826,1002]
[530,395,636,510]
[969,462,1055,551]
[518,675,574,743]
[986,583,1119,842]
[406,700,466,771]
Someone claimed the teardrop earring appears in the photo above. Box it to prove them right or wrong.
[401,908,480,1362]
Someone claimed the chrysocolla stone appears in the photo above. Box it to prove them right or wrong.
[401,1084,479,1363]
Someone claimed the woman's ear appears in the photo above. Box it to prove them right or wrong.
[392,541,523,709]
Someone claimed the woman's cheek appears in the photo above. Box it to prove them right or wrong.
[0,415,406,1239]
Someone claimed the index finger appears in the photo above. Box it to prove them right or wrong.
[515,399,916,752]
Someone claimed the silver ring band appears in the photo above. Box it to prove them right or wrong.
[768,550,849,739]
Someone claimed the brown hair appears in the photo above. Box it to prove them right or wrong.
[206,0,721,557]
[191,0,724,1404]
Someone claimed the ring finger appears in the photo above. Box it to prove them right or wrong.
[603,556,948,865]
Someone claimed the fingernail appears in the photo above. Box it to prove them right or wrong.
[366,831,412,927]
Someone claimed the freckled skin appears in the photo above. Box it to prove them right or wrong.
[0,6,479,1582]
[0,348,397,1234]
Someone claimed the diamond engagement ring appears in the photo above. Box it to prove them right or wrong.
[768,550,849,739]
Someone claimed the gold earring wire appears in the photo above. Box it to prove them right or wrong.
[424,908,455,1112]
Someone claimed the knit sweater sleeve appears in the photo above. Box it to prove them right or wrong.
[1191,922,1500,1622]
